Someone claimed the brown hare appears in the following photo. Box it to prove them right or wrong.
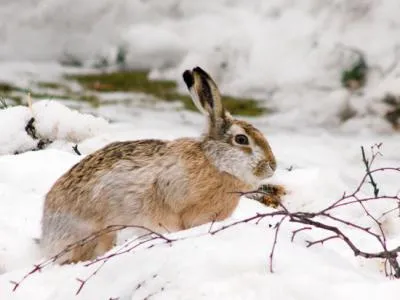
[40,67,285,264]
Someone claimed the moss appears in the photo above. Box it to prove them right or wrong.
[66,70,267,116]
[341,54,368,90]
[29,92,68,99]
[37,82,70,90]
[5,95,23,105]
[0,82,17,93]
[0,83,24,107]
[77,94,100,107]
[0,78,100,109]
[66,70,176,94]
[176,93,267,116]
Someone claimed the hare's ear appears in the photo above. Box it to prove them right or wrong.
[183,67,225,120]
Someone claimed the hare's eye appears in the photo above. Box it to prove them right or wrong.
[234,134,249,145]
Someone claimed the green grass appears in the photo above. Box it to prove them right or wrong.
[66,70,268,116]
[0,80,100,108]
[36,81,70,90]
[0,71,268,116]
[341,54,368,90]
[0,82,23,106]
[0,82,16,93]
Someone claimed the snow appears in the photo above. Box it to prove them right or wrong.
[0,100,108,155]
[32,100,108,144]
[0,101,399,299]
[0,0,399,299]
[1,0,400,130]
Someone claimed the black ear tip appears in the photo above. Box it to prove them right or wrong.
[193,66,209,78]
[182,70,194,88]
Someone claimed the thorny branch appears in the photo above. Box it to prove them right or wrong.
[361,145,380,197]
[11,145,400,295]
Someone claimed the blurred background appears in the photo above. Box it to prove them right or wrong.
[1,0,400,133]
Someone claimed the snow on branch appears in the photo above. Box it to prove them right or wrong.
[11,144,400,295]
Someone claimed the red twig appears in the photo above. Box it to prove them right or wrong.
[291,227,312,242]
[306,235,339,247]
[269,217,286,273]
[11,144,400,294]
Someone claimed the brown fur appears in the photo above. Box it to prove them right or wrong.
[40,67,283,264]
[41,139,250,263]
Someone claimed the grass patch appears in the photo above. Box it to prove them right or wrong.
[0,82,23,106]
[0,80,100,108]
[179,94,267,116]
[0,82,17,93]
[66,70,267,116]
[37,81,70,90]
[35,82,99,106]
[341,52,368,91]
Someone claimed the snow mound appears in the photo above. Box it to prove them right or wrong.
[0,130,398,299]
[0,81,398,299]
[0,106,37,155]
[33,100,109,143]
[0,100,109,155]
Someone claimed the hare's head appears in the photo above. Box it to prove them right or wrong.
[183,67,276,187]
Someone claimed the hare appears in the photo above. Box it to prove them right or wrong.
[40,67,285,264]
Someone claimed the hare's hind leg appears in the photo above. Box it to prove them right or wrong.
[53,230,116,264]
[41,210,106,264]
[61,228,116,264]
[94,232,116,257]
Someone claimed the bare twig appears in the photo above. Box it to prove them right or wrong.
[361,146,379,197]
[269,217,286,273]
[291,227,312,242]
[72,144,81,155]
[305,235,339,247]
[11,144,400,294]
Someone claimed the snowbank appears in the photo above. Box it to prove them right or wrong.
[0,100,108,155]
[0,102,399,299]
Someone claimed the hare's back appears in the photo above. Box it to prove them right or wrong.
[47,140,168,194]
[92,140,168,165]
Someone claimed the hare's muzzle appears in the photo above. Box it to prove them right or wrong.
[254,160,275,178]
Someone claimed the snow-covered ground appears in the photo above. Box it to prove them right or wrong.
[0,0,399,299]
[0,100,399,299]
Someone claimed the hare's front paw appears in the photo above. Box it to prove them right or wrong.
[249,184,287,208]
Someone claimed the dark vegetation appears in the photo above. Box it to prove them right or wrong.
[0,68,267,116]
[341,51,368,91]
[0,81,100,107]
[383,94,400,130]
[66,70,267,116]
